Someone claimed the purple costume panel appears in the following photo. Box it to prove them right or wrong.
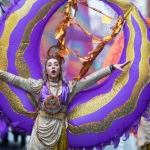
[0,0,150,149]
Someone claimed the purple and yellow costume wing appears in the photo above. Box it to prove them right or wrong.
[0,0,150,149]
[67,1,150,149]
[0,0,66,134]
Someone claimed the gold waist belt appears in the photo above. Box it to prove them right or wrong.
[39,110,66,120]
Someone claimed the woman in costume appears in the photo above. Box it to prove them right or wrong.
[0,46,130,149]
[0,0,150,149]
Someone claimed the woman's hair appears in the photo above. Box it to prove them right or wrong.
[43,45,65,81]
[47,45,65,64]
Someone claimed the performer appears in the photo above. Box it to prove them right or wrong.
[0,48,130,149]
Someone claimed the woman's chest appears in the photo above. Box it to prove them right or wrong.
[40,82,70,105]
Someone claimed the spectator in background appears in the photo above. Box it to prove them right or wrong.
[12,130,26,148]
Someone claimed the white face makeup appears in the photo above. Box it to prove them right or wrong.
[46,58,60,81]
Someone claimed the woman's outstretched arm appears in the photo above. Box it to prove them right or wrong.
[0,70,43,95]
[68,66,112,100]
[68,61,131,101]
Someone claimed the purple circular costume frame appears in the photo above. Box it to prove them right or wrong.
[0,0,150,149]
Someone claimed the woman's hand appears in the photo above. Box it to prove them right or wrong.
[113,61,131,71]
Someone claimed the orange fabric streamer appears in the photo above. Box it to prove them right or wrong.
[146,18,150,27]
[74,16,124,80]
[98,31,124,84]
[53,0,124,81]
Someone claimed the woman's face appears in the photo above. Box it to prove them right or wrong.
[45,58,60,81]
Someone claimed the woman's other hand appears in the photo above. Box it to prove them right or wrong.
[113,61,131,71]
